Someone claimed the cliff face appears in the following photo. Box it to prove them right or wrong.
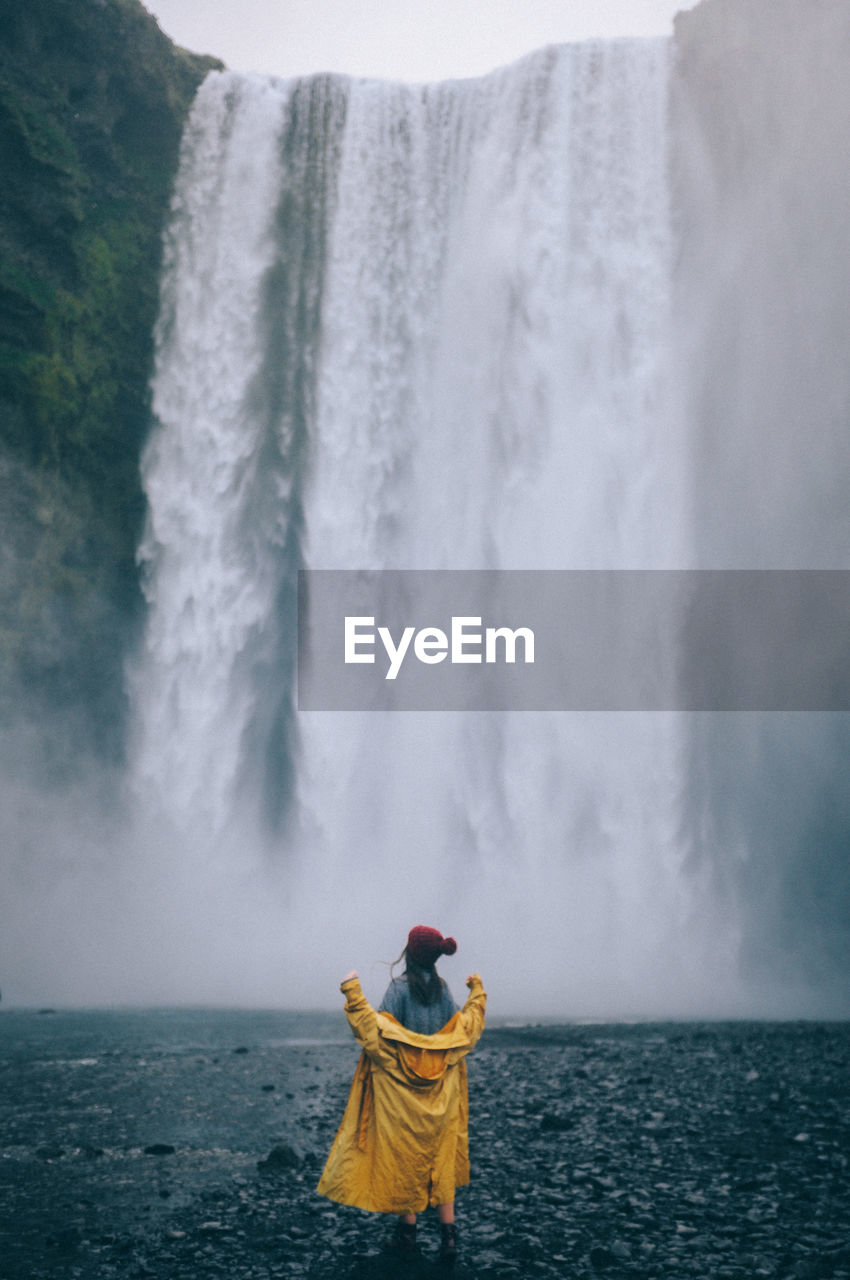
[0,0,220,752]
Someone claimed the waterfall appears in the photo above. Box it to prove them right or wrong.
[128,42,741,1014]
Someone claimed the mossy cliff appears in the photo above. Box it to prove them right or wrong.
[0,0,220,754]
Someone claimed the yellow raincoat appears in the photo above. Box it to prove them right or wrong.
[317,974,486,1213]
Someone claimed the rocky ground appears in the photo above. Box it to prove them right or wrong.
[0,1013,847,1279]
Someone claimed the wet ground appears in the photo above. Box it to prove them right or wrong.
[0,1011,847,1279]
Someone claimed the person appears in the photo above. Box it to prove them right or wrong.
[317,925,486,1265]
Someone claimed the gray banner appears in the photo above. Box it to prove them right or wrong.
[297,570,850,711]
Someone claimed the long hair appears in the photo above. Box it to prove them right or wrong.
[391,946,447,1007]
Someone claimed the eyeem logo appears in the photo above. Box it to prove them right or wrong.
[298,569,850,711]
[345,616,535,680]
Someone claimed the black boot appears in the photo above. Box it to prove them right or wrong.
[439,1222,458,1266]
[385,1219,419,1256]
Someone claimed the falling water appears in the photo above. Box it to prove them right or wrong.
[128,42,742,1014]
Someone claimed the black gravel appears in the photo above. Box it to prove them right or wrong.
[0,1013,847,1279]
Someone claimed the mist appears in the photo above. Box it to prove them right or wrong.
[672,0,850,1012]
[2,0,850,1019]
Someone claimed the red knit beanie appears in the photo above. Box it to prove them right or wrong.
[407,925,457,968]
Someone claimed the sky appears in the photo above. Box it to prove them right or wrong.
[146,0,699,82]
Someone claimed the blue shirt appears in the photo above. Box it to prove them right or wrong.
[378,975,459,1035]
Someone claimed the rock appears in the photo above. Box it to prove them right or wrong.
[589,1244,617,1269]
[475,1224,506,1241]
[258,1143,301,1173]
[540,1112,573,1132]
[46,1226,80,1252]
[474,1249,510,1267]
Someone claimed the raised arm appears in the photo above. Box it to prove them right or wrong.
[339,973,381,1059]
[460,972,487,1048]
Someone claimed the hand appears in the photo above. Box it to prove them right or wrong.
[342,969,358,982]
[465,973,479,987]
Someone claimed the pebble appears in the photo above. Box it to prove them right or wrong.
[255,1145,302,1180]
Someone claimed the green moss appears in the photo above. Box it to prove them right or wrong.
[0,0,223,753]
[0,262,54,312]
[0,87,80,176]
